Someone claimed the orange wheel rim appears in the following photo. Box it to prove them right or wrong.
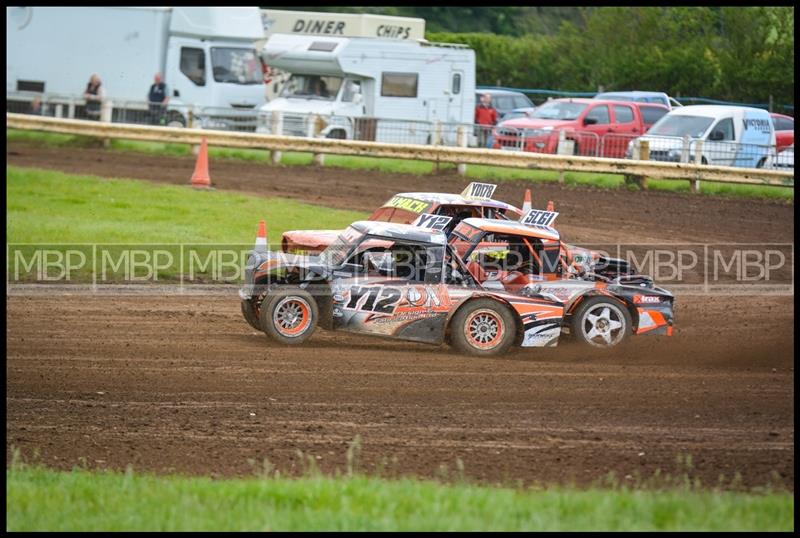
[273,297,312,337]
[464,309,505,350]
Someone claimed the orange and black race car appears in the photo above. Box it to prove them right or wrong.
[447,211,674,346]
[281,182,524,254]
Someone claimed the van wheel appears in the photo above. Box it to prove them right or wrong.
[259,287,318,344]
[569,296,632,348]
[166,112,186,128]
[572,141,580,156]
[756,157,766,168]
[701,157,708,165]
[450,299,517,357]
[326,130,346,140]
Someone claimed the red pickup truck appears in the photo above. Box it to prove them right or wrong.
[492,98,668,158]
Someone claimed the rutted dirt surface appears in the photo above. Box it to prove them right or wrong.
[5,141,795,490]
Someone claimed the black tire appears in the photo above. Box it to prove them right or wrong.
[240,298,261,331]
[166,112,186,128]
[569,296,632,348]
[572,141,580,156]
[326,129,346,140]
[259,287,319,344]
[756,157,766,169]
[450,299,517,357]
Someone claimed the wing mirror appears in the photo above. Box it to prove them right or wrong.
[708,130,724,141]
[583,116,598,125]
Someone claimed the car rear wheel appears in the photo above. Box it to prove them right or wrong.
[259,287,318,344]
[569,296,632,348]
[450,299,517,356]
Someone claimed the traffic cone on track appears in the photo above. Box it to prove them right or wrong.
[190,137,212,189]
[254,220,267,252]
[522,189,532,212]
[546,200,555,212]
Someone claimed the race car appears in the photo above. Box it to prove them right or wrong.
[281,182,524,254]
[240,215,671,354]
[446,210,675,345]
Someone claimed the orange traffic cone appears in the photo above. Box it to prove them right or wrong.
[191,137,211,189]
[522,189,532,212]
[546,200,555,212]
[254,220,267,252]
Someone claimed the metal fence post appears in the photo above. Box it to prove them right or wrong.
[456,125,468,176]
[271,111,283,165]
[101,100,113,147]
[681,135,690,164]
[691,139,703,193]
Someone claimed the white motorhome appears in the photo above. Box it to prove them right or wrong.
[256,33,476,144]
[629,105,777,168]
[7,6,266,126]
[258,10,426,100]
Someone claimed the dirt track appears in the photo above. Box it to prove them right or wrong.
[5,141,795,489]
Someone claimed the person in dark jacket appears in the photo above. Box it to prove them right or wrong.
[147,72,169,125]
[83,74,105,120]
[475,93,498,148]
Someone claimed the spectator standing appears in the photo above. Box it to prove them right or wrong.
[475,93,498,148]
[147,72,169,125]
[29,96,43,116]
[83,74,105,120]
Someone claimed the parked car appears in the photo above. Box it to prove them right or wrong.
[476,89,534,120]
[498,107,537,123]
[594,91,682,110]
[492,98,668,158]
[770,113,794,152]
[764,144,794,172]
[629,105,777,168]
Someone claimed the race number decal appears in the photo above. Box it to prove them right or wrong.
[412,213,453,231]
[520,209,559,227]
[345,285,403,315]
[460,182,497,200]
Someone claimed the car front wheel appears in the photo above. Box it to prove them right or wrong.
[259,288,319,344]
[450,299,517,357]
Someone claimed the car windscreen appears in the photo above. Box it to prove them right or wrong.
[210,48,262,84]
[280,74,343,101]
[647,115,714,138]
[531,101,588,121]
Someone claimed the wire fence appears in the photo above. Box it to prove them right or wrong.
[7,91,792,171]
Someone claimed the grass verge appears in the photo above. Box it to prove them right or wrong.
[8,129,793,200]
[6,464,793,531]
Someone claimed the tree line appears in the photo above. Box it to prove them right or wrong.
[281,6,794,110]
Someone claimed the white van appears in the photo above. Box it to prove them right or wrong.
[255,33,476,144]
[629,105,776,168]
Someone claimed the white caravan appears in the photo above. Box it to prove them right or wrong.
[7,6,266,126]
[256,33,476,144]
[629,105,777,168]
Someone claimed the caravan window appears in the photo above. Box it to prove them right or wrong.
[452,73,462,95]
[210,48,262,85]
[180,48,206,86]
[342,80,362,103]
[281,74,343,101]
[381,73,418,98]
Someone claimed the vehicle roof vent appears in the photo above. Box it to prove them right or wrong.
[309,41,338,52]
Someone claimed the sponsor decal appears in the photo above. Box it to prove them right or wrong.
[634,294,661,304]
[520,209,559,227]
[460,182,497,200]
[345,285,403,316]
[742,118,771,133]
[412,213,453,231]
[383,196,431,214]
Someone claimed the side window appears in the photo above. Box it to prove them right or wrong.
[585,105,610,125]
[513,96,531,108]
[775,117,794,131]
[342,80,362,103]
[452,73,461,95]
[714,118,735,141]
[640,106,668,127]
[180,47,206,86]
[381,72,418,98]
[613,105,634,124]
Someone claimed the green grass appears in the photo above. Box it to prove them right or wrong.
[8,129,793,200]
[7,165,367,245]
[6,465,793,531]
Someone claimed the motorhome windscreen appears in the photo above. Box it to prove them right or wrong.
[648,115,714,137]
[280,74,343,100]
[210,48,262,84]
[531,102,588,121]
